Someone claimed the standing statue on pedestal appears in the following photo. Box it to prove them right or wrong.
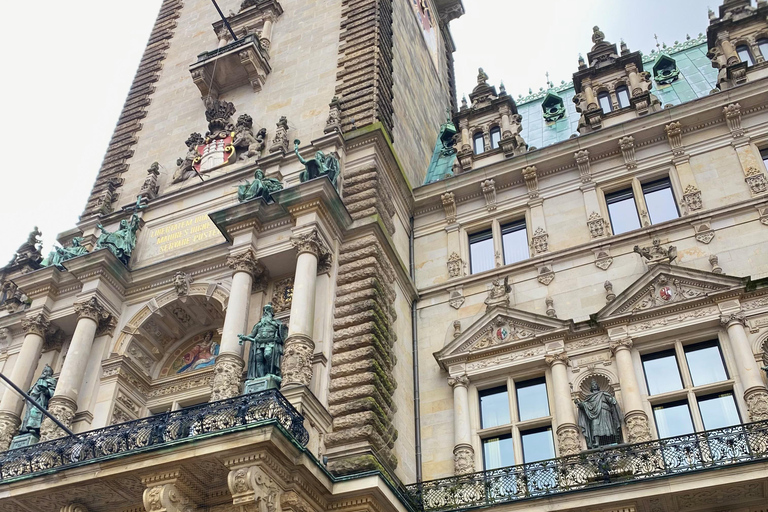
[294,139,340,187]
[238,303,287,390]
[237,169,283,203]
[96,197,145,266]
[19,365,57,436]
[575,379,623,449]
[41,237,89,270]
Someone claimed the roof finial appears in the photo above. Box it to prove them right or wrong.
[499,80,506,94]
[545,71,552,89]
[477,67,489,85]
[592,26,605,45]
[654,33,661,50]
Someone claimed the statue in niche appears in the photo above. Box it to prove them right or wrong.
[96,197,145,265]
[294,139,340,187]
[233,114,266,160]
[173,133,205,183]
[19,365,58,435]
[238,303,287,382]
[575,379,623,449]
[237,169,283,203]
[41,237,89,270]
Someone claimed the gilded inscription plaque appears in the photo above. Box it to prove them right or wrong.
[134,213,224,265]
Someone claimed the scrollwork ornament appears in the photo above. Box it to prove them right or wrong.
[21,313,50,337]
[447,374,469,389]
[0,412,20,451]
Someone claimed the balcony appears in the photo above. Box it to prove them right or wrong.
[406,420,768,512]
[0,389,308,483]
[189,34,271,97]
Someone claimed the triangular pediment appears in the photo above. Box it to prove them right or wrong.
[435,306,572,367]
[597,264,747,320]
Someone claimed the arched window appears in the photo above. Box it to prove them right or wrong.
[598,92,612,113]
[490,127,501,149]
[473,132,485,155]
[736,45,754,66]
[616,86,630,109]
[758,38,768,60]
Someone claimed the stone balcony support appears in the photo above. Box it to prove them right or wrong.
[545,352,580,456]
[0,313,50,450]
[721,313,768,421]
[40,298,111,441]
[141,469,203,512]
[211,248,264,402]
[610,338,652,443]
[448,374,474,474]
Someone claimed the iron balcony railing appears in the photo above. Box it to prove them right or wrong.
[406,420,768,512]
[0,389,308,483]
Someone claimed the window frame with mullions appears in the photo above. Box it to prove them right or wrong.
[468,228,495,275]
[602,176,680,235]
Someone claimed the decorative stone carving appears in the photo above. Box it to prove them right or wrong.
[441,192,457,224]
[574,150,591,183]
[692,220,715,244]
[609,337,633,354]
[173,133,205,184]
[39,396,77,442]
[544,352,569,367]
[720,312,746,327]
[234,114,266,160]
[447,252,464,278]
[325,96,342,133]
[74,297,111,324]
[537,262,555,285]
[453,445,475,475]
[452,320,461,338]
[587,212,607,238]
[594,246,613,270]
[21,312,50,338]
[448,288,465,309]
[210,353,244,402]
[723,103,744,138]
[709,254,723,274]
[624,411,652,443]
[60,505,90,512]
[96,197,144,265]
[173,271,193,299]
[481,179,496,211]
[227,249,264,279]
[8,227,43,270]
[757,205,768,226]
[281,334,313,387]
[290,230,332,267]
[143,483,193,512]
[139,162,161,200]
[745,166,768,195]
[618,136,637,169]
[745,388,768,421]
[271,278,294,313]
[682,184,703,213]
[0,412,20,452]
[531,227,548,254]
[665,121,685,156]
[604,281,616,303]
[522,166,539,199]
[484,277,510,308]
[269,116,290,155]
[556,424,581,456]
[228,465,281,512]
[633,237,677,266]
[1,280,29,313]
[545,296,557,318]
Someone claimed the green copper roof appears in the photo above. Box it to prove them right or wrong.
[423,35,718,185]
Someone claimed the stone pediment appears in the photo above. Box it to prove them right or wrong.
[435,306,571,369]
[597,264,747,321]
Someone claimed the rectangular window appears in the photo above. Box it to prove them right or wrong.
[606,188,641,235]
[473,134,485,155]
[516,378,549,421]
[642,178,679,225]
[469,230,494,274]
[598,94,612,113]
[490,128,501,150]
[520,427,555,463]
[482,434,515,469]
[501,221,529,265]
[698,392,741,430]
[642,350,684,395]
[684,341,728,387]
[653,400,694,438]
[616,87,630,109]
[479,386,511,428]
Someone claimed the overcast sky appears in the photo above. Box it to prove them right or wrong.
[0,0,714,266]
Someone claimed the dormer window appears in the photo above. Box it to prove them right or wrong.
[616,86,630,109]
[653,55,680,85]
[490,127,501,150]
[541,92,566,122]
[736,45,754,66]
[598,92,612,113]
[473,133,485,155]
[758,39,768,60]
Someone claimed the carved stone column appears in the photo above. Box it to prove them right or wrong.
[227,464,282,512]
[282,230,330,388]
[448,374,474,474]
[141,469,201,512]
[40,298,111,441]
[721,313,768,421]
[610,338,652,443]
[0,313,50,450]
[211,249,264,402]
[545,352,580,456]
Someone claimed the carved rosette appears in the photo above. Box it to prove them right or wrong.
[210,353,244,402]
[39,396,77,442]
[453,445,475,475]
[227,249,263,279]
[290,230,331,264]
[0,411,21,451]
[228,465,282,512]
[587,212,606,238]
[21,313,50,338]
[143,483,192,512]
[281,334,314,388]
[73,297,110,323]
[744,387,768,421]
[556,424,581,456]
[447,252,464,278]
[624,411,652,443]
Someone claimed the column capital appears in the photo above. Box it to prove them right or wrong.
[448,374,469,389]
[73,297,111,323]
[720,312,746,328]
[290,229,330,260]
[609,337,634,354]
[226,248,264,279]
[545,351,569,368]
[21,312,50,337]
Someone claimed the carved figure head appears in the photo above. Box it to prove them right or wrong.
[42,364,53,377]
[590,379,600,392]
[237,114,254,129]
[263,303,275,317]
[255,169,265,179]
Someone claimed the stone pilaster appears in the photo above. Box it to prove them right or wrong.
[610,338,652,443]
[545,352,581,455]
[449,374,475,474]
[721,313,768,421]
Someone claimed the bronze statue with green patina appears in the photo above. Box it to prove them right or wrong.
[19,365,57,436]
[575,379,623,449]
[237,169,283,203]
[294,139,340,187]
[238,303,287,381]
[96,197,145,265]
[41,237,89,270]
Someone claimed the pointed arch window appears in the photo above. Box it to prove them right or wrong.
[598,92,612,113]
[758,39,768,60]
[736,45,754,66]
[616,86,630,109]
